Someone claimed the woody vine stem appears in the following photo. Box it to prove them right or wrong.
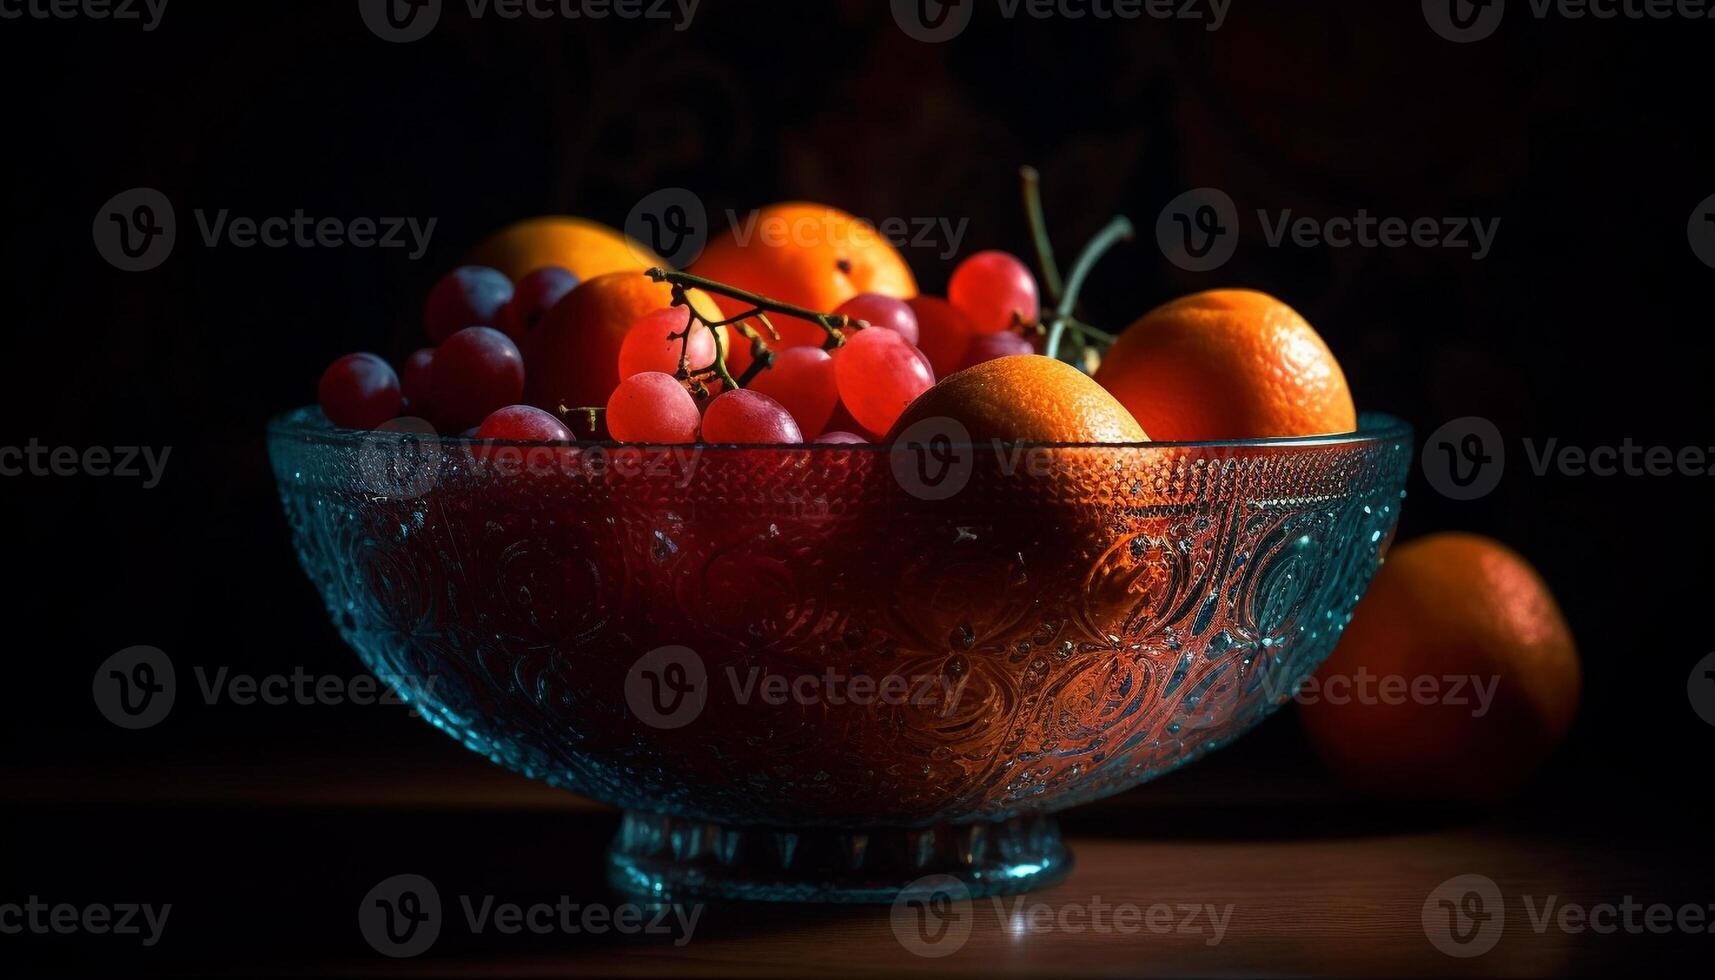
[561,169,1133,425]
[1020,166,1129,362]
[646,268,860,397]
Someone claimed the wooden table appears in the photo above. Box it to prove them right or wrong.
[5,744,1706,977]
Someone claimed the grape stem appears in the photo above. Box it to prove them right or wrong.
[1019,167,1133,364]
[646,267,861,393]
[1019,166,1065,302]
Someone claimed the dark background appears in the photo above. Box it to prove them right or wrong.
[2,0,1711,972]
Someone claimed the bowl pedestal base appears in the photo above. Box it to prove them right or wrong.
[607,810,1072,904]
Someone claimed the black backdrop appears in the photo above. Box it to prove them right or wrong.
[3,1,1711,812]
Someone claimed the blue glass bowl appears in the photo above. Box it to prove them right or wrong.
[267,409,1410,902]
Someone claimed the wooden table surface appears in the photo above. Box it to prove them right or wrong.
[5,745,1707,977]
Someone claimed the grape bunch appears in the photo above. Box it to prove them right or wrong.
[315,243,1045,447]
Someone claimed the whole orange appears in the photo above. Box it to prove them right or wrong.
[692,203,918,351]
[1299,533,1581,800]
[1095,289,1356,440]
[468,216,661,284]
[524,272,721,415]
[887,354,1146,444]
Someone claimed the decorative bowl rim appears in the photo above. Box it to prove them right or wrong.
[267,407,1413,452]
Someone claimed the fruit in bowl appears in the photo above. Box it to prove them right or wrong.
[286,186,1413,902]
[270,406,1410,900]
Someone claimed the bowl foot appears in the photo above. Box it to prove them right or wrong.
[607,810,1071,904]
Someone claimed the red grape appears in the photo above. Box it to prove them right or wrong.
[700,389,803,444]
[425,266,513,344]
[607,372,700,444]
[948,251,1039,335]
[429,326,526,430]
[907,296,975,379]
[400,348,435,410]
[617,308,713,379]
[502,267,579,344]
[747,346,838,437]
[476,405,573,442]
[318,353,401,430]
[834,293,919,346]
[814,431,866,444]
[959,331,1035,370]
[833,328,935,437]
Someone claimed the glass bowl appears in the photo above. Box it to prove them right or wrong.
[267,408,1411,902]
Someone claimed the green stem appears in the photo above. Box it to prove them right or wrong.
[1044,216,1133,361]
[1019,166,1065,304]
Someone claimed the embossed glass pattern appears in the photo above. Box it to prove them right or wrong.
[268,409,1411,901]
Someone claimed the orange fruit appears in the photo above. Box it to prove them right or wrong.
[887,354,1147,444]
[468,216,661,284]
[1300,533,1581,800]
[692,203,918,352]
[524,271,722,415]
[1095,289,1356,440]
